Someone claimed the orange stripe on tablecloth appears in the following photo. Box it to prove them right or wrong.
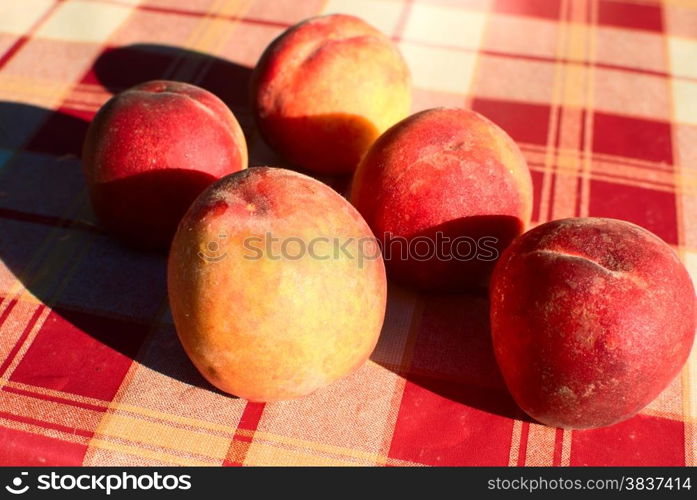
[99,402,232,436]
[683,349,697,465]
[663,0,694,467]
[159,0,251,85]
[536,0,569,222]
[92,413,233,460]
[0,305,44,378]
[461,0,492,111]
[552,0,592,221]
[578,0,599,218]
[236,426,424,467]
[189,1,257,88]
[547,0,574,221]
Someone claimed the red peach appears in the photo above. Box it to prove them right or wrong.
[82,80,247,250]
[350,107,533,291]
[251,14,411,174]
[167,167,387,401]
[490,217,696,429]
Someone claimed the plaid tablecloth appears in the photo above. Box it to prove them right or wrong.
[0,0,695,467]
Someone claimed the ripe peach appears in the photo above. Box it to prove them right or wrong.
[350,107,533,291]
[251,14,411,174]
[490,217,696,429]
[167,167,387,401]
[82,80,247,250]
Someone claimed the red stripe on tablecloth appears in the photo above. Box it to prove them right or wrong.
[0,37,30,71]
[552,428,564,466]
[391,0,414,42]
[0,410,93,439]
[570,414,685,466]
[597,0,663,32]
[530,170,544,223]
[471,98,551,146]
[10,308,151,401]
[588,179,678,244]
[0,425,88,465]
[236,402,266,442]
[0,305,44,378]
[1,385,107,413]
[0,298,18,330]
[387,294,518,466]
[517,422,530,466]
[224,402,265,466]
[388,378,515,466]
[0,0,65,70]
[592,112,673,165]
[492,0,561,20]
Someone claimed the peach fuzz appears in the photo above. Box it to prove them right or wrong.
[82,80,247,250]
[350,107,533,292]
[167,167,387,402]
[490,217,696,429]
[251,14,411,174]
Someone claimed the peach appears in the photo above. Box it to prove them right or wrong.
[251,14,411,174]
[167,167,387,401]
[82,80,247,250]
[490,217,696,429]
[350,107,533,291]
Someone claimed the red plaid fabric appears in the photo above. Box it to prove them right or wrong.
[0,0,695,466]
